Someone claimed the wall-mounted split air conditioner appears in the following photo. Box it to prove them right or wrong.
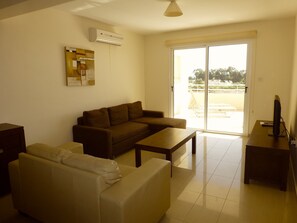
[89,28,123,46]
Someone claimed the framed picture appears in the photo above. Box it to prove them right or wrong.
[65,46,95,86]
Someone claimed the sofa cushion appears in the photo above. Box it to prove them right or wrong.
[133,117,186,130]
[109,122,149,144]
[26,143,72,163]
[62,153,122,185]
[108,104,129,126]
[83,108,110,128]
[128,101,143,120]
[56,142,84,154]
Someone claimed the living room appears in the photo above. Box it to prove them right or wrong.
[0,1,296,147]
[1,0,297,222]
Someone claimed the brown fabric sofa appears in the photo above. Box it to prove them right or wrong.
[73,101,186,159]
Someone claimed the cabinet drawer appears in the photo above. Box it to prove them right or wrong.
[0,135,21,149]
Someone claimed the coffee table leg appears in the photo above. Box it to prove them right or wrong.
[192,135,196,154]
[166,152,173,177]
[135,147,141,167]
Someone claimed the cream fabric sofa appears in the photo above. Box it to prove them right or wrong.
[8,142,171,223]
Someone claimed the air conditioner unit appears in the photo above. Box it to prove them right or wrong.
[89,28,123,46]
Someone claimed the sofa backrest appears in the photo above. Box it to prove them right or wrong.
[83,108,111,128]
[78,101,144,127]
[18,152,107,223]
[77,116,84,125]
[108,104,129,126]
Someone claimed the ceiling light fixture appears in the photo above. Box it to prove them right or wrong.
[164,0,183,17]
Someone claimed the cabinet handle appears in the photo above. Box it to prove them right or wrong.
[0,149,4,154]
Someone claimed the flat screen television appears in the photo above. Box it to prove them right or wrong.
[268,95,286,137]
[272,95,281,137]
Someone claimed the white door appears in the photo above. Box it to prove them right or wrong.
[172,42,251,135]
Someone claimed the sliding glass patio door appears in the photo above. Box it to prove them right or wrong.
[172,43,250,135]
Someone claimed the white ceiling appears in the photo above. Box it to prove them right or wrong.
[2,0,297,35]
[54,0,297,34]
[0,0,71,20]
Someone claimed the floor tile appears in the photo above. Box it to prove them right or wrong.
[195,158,221,174]
[185,194,225,223]
[177,155,203,170]
[184,172,212,193]
[166,190,199,220]
[203,175,233,199]
[219,199,285,223]
[213,161,239,178]
[160,215,184,223]
[221,152,242,165]
[227,179,286,205]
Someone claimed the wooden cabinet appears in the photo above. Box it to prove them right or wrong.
[244,120,289,191]
[0,123,26,195]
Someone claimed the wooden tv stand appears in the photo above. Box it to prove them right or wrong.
[244,120,290,191]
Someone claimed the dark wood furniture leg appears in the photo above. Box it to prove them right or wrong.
[192,135,196,154]
[165,152,173,176]
[244,151,250,184]
[135,147,141,167]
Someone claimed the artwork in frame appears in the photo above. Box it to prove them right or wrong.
[65,46,95,86]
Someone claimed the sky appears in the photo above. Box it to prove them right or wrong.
[209,44,247,70]
[174,43,248,77]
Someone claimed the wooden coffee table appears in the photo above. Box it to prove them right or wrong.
[135,128,197,175]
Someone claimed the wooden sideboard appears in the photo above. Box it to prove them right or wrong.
[0,123,26,195]
[244,120,290,191]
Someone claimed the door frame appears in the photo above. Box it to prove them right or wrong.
[169,39,255,136]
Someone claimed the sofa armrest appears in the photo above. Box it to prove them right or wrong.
[72,125,113,159]
[100,158,171,223]
[8,160,23,210]
[143,110,164,118]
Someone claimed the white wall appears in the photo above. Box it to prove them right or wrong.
[144,18,295,133]
[288,15,297,196]
[0,8,145,145]
[289,16,297,138]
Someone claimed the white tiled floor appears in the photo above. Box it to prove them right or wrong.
[116,132,297,223]
[1,132,297,223]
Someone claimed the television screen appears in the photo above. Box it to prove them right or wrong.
[273,95,281,137]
